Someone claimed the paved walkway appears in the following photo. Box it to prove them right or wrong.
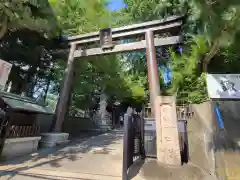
[0,130,124,180]
[0,130,218,180]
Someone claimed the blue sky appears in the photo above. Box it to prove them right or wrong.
[107,0,126,11]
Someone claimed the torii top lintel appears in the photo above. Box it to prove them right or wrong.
[67,15,183,43]
[64,15,184,58]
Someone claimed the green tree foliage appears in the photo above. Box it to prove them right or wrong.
[165,36,208,103]
[4,0,240,113]
[50,0,111,35]
[0,0,60,39]
[0,28,61,97]
[49,0,146,114]
[0,0,62,99]
[113,0,240,104]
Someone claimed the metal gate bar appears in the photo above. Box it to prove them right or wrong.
[0,109,11,156]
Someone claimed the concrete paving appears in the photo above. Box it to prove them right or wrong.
[0,130,124,180]
[129,159,216,180]
[0,129,218,180]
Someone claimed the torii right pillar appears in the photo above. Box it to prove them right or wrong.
[145,30,181,165]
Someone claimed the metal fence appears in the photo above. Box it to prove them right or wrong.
[142,104,193,159]
[7,125,40,138]
[144,118,156,158]
[122,105,193,179]
[176,105,193,121]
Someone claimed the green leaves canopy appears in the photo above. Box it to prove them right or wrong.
[49,0,146,112]
[0,0,60,39]
[116,0,240,104]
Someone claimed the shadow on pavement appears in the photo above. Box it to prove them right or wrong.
[1,171,98,180]
[132,159,214,180]
[63,130,123,154]
[127,158,145,179]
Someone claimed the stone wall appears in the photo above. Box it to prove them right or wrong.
[36,114,99,136]
[1,137,41,160]
[217,101,240,148]
[214,101,240,180]
[36,114,55,133]
[62,117,99,136]
[188,101,240,180]
[188,102,216,176]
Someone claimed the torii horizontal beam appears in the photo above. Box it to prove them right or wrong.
[74,36,182,57]
[67,16,183,45]
[52,35,182,59]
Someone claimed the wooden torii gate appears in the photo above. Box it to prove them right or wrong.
[54,15,184,165]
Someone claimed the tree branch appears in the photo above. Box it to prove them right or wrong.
[0,16,8,39]
[202,24,229,72]
[202,37,220,72]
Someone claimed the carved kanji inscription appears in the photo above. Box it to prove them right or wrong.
[161,128,180,146]
[159,147,180,164]
[160,104,177,128]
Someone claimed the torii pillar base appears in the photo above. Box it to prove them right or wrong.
[155,96,181,166]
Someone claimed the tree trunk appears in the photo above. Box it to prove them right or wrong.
[202,23,229,72]
[25,72,37,97]
[202,39,220,72]
[43,79,51,102]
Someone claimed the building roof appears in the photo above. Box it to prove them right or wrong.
[0,91,54,114]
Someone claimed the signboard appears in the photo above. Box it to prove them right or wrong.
[206,74,240,99]
[144,118,156,131]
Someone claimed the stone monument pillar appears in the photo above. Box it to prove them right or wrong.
[155,95,181,165]
[98,94,112,131]
[0,59,12,91]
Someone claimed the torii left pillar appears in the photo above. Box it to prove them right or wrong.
[53,43,76,132]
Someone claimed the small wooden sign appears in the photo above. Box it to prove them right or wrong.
[99,28,114,49]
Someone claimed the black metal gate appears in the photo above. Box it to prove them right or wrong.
[0,108,10,156]
[122,113,145,180]
[122,105,193,179]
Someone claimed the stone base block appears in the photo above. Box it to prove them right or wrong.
[1,137,41,160]
[99,125,112,132]
[39,133,69,148]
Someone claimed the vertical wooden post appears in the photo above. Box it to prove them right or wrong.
[53,43,76,132]
[145,30,160,117]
